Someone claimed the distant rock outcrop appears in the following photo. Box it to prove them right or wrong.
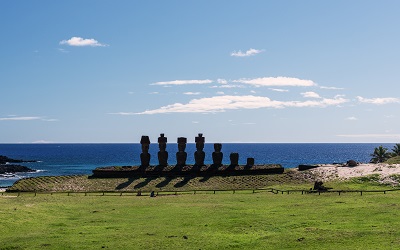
[0,155,36,164]
[346,160,358,167]
[0,164,35,174]
[0,155,37,174]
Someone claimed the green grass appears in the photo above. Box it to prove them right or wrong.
[7,171,314,192]
[1,191,400,249]
[386,156,400,164]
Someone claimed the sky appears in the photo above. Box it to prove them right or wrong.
[1,1,400,143]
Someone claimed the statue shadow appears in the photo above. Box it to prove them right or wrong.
[115,177,138,190]
[199,175,211,183]
[174,176,193,188]
[134,177,155,189]
[155,177,174,188]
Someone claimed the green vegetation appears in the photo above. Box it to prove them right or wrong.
[1,190,400,249]
[386,156,400,164]
[8,170,315,193]
[370,145,392,163]
[370,144,400,163]
[391,144,400,157]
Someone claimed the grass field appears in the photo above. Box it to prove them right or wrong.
[1,190,400,249]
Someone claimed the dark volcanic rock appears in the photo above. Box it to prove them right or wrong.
[0,155,36,164]
[0,164,36,174]
[346,160,358,167]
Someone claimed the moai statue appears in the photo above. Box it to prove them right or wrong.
[157,133,168,167]
[140,136,151,168]
[229,153,239,169]
[212,143,223,167]
[176,137,187,167]
[246,158,254,169]
[194,133,205,167]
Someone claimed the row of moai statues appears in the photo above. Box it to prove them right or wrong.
[139,133,254,168]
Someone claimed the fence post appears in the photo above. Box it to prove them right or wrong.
[338,191,341,196]
[360,191,362,196]
[233,190,235,194]
[214,190,216,194]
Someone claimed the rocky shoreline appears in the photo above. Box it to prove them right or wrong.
[0,155,37,174]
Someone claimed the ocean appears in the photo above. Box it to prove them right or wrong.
[0,143,396,187]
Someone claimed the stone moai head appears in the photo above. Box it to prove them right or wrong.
[246,157,254,167]
[195,133,205,151]
[158,133,167,151]
[140,136,150,153]
[214,143,222,152]
[230,153,239,166]
[177,137,187,152]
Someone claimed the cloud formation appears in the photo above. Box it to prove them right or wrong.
[234,77,316,87]
[301,92,321,98]
[231,48,264,57]
[151,79,213,86]
[357,96,400,105]
[320,86,345,90]
[269,88,289,92]
[60,37,108,47]
[183,92,201,95]
[133,95,348,114]
[0,116,57,121]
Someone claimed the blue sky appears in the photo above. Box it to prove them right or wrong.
[1,1,400,143]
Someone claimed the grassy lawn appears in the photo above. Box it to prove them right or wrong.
[1,190,400,249]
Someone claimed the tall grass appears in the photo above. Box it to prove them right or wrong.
[1,191,400,249]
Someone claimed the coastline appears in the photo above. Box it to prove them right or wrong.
[303,163,400,185]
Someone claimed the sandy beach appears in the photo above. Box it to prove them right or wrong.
[306,163,400,185]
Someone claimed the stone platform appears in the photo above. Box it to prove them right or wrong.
[92,164,284,178]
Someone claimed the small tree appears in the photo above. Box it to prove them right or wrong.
[391,143,400,157]
[370,145,391,163]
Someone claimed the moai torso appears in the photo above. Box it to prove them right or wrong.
[176,137,187,166]
[140,136,151,167]
[157,133,168,166]
[212,143,223,166]
[194,133,205,166]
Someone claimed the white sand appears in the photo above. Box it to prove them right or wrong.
[308,163,400,185]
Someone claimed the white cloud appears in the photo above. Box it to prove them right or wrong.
[320,86,344,90]
[250,90,257,94]
[149,92,159,94]
[301,91,321,98]
[0,116,57,121]
[217,79,228,84]
[133,95,349,114]
[357,96,400,105]
[0,116,41,121]
[183,92,201,95]
[210,84,244,89]
[231,48,264,57]
[216,91,225,95]
[60,37,108,47]
[151,79,213,86]
[346,116,358,121]
[269,88,289,92]
[234,77,316,87]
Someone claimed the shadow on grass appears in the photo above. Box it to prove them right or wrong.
[199,175,211,183]
[115,177,138,190]
[156,177,174,188]
[134,177,156,189]
[174,176,193,188]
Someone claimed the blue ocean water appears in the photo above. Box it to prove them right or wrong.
[0,143,396,187]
